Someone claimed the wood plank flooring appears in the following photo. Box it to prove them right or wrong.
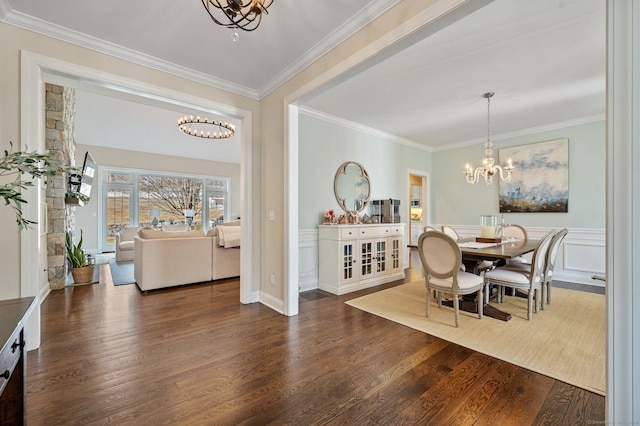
[26,251,605,425]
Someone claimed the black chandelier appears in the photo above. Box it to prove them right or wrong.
[177,115,235,139]
[201,0,273,32]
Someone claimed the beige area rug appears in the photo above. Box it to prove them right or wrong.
[346,281,605,395]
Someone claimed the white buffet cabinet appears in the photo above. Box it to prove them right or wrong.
[318,223,405,295]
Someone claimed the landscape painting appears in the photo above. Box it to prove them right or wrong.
[499,138,569,213]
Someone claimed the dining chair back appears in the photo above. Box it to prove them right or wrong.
[502,224,527,240]
[441,225,460,241]
[502,224,530,266]
[484,230,556,320]
[424,225,438,232]
[541,228,568,309]
[418,231,484,327]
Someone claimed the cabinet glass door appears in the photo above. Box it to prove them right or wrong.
[376,239,387,273]
[390,236,402,274]
[341,241,357,283]
[360,240,374,279]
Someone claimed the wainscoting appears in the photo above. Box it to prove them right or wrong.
[298,226,605,292]
[299,230,320,292]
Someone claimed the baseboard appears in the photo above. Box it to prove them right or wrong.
[259,291,285,314]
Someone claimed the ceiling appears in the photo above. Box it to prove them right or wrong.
[0,0,606,156]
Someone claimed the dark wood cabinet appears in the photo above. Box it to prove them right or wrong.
[0,297,34,426]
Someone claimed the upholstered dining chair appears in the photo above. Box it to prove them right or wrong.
[424,225,438,232]
[484,230,556,320]
[441,225,460,241]
[418,231,484,327]
[502,224,530,266]
[441,224,494,273]
[502,224,527,241]
[540,228,568,310]
[500,224,529,299]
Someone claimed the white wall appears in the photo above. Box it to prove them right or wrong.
[298,116,606,289]
[298,111,432,291]
[298,112,432,229]
[431,120,605,228]
[74,89,241,164]
[429,120,606,286]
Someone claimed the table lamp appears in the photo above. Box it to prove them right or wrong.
[149,209,161,226]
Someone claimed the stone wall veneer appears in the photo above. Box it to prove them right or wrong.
[45,83,76,290]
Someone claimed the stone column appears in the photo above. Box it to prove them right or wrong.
[45,83,76,290]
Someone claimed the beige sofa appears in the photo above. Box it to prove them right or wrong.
[133,223,240,291]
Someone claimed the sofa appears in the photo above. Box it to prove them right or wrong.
[133,222,240,291]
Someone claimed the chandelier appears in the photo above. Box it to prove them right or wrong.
[201,0,273,40]
[464,92,514,184]
[177,115,235,139]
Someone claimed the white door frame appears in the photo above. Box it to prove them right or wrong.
[20,51,256,349]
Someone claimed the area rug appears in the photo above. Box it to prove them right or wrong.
[346,280,605,395]
[108,259,135,286]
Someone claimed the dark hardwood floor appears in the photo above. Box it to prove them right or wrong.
[26,250,605,425]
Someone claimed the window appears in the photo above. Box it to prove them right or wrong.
[101,168,230,251]
[138,175,203,227]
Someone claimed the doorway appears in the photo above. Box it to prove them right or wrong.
[408,171,428,247]
[21,52,256,350]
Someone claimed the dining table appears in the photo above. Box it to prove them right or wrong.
[443,237,539,321]
[458,237,539,271]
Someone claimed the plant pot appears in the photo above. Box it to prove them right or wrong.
[71,265,95,284]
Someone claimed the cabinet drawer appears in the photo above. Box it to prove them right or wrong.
[388,226,403,236]
[340,228,358,239]
[0,328,22,390]
[359,227,390,238]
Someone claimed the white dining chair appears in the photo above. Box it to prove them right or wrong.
[484,230,556,320]
[541,228,568,309]
[502,224,528,241]
[418,231,484,327]
[441,225,460,241]
[502,224,530,265]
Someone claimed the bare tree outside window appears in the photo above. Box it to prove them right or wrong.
[139,176,203,225]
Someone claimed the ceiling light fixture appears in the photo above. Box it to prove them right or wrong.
[464,92,514,184]
[201,0,273,41]
[177,115,235,139]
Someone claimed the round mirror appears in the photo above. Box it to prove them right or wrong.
[334,161,371,214]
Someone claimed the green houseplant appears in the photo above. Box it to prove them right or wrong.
[66,230,95,284]
[1,142,75,230]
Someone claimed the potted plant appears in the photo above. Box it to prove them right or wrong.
[65,230,95,284]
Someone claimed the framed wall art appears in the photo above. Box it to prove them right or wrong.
[499,138,569,213]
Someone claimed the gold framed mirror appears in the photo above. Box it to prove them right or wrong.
[334,161,371,214]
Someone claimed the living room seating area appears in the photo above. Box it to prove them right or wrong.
[133,222,241,291]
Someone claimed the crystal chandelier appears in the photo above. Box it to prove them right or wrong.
[177,115,235,139]
[464,92,514,184]
[202,0,273,41]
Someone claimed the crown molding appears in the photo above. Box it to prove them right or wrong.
[1,0,400,101]
[0,2,260,99]
[258,0,402,98]
[431,113,606,152]
[299,106,432,153]
[300,107,605,154]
